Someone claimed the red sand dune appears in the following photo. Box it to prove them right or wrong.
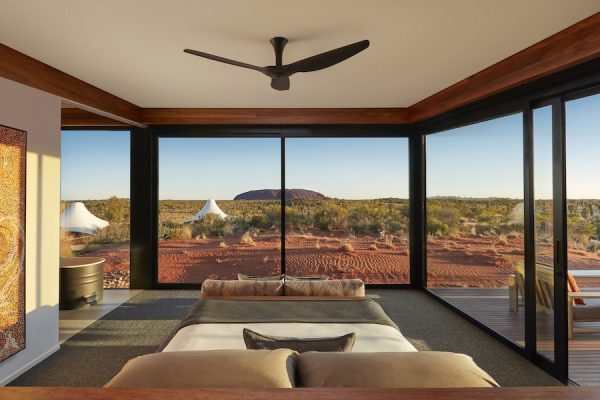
[83,233,600,288]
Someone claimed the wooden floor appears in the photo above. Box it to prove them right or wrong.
[430,288,600,387]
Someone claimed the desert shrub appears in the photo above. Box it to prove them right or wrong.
[90,223,130,244]
[314,201,349,231]
[103,196,129,223]
[219,241,227,248]
[340,242,355,252]
[162,225,192,240]
[249,214,269,230]
[190,214,234,237]
[568,216,596,247]
[587,240,600,253]
[240,231,256,246]
[427,218,449,236]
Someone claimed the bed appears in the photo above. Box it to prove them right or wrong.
[106,280,498,389]
[160,296,417,353]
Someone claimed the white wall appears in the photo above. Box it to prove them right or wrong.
[0,77,61,385]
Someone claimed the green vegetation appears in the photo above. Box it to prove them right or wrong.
[427,198,523,237]
[286,198,409,235]
[60,197,600,255]
[158,198,409,239]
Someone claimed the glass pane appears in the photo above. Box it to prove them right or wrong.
[427,113,525,346]
[157,138,281,283]
[60,130,131,288]
[565,93,600,386]
[285,138,410,283]
[533,106,554,362]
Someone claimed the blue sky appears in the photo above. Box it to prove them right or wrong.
[61,130,130,200]
[61,93,600,200]
[565,94,600,199]
[426,113,524,198]
[157,137,408,200]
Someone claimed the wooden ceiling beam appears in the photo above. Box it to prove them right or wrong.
[61,108,130,127]
[0,42,142,126]
[138,108,409,125]
[408,12,600,123]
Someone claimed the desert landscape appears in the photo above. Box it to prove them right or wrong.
[62,194,600,289]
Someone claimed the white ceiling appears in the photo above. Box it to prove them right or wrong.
[0,1,599,108]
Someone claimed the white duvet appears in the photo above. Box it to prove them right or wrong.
[162,323,417,353]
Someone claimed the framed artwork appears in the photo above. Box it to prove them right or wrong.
[0,124,26,362]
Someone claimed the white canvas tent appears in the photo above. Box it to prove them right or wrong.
[190,198,228,222]
[60,202,109,235]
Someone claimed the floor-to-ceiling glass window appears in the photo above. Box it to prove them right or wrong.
[565,93,600,386]
[533,105,555,362]
[157,137,281,283]
[61,130,131,288]
[285,138,410,283]
[426,113,525,346]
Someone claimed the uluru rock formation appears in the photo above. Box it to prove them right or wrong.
[234,189,325,200]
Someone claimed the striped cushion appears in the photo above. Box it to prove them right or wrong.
[283,279,365,297]
[200,279,283,297]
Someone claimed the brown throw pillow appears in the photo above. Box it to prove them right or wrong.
[297,351,499,388]
[283,279,365,296]
[200,279,283,297]
[243,328,355,353]
[238,273,284,281]
[105,349,298,388]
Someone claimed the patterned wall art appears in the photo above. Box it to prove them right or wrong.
[0,124,26,362]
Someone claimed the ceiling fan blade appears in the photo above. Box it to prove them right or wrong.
[284,40,369,75]
[271,76,290,91]
[184,49,267,74]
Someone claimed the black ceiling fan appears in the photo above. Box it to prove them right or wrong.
[184,37,369,91]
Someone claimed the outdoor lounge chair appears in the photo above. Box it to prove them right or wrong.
[509,261,600,338]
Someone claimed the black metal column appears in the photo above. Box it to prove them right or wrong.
[552,97,569,382]
[130,127,155,289]
[523,106,537,360]
[280,136,286,274]
[409,133,426,288]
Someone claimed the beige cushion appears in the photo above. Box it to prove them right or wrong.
[574,305,600,321]
[200,279,283,297]
[238,273,283,281]
[243,328,355,353]
[105,349,297,388]
[284,279,365,297]
[297,351,499,388]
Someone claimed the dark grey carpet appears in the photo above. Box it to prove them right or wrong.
[9,290,198,387]
[10,289,561,387]
[371,289,561,386]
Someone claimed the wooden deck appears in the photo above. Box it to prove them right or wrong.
[430,287,600,386]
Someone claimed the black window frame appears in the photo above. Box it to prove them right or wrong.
[142,126,415,290]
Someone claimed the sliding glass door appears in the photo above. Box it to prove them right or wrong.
[426,113,525,347]
[564,92,600,386]
[532,105,556,363]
